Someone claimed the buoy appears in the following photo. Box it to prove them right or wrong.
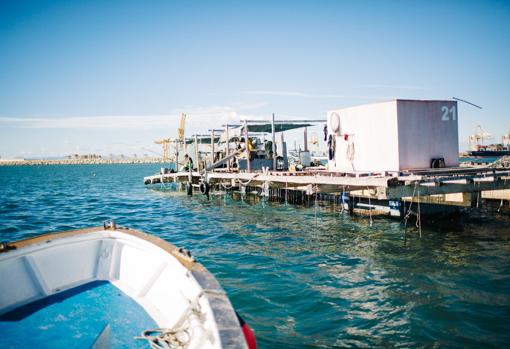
[236,312,256,349]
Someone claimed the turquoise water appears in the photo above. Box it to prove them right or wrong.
[1,164,509,348]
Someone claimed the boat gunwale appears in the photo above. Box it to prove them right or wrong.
[1,226,248,349]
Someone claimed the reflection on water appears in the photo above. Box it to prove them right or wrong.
[1,164,509,348]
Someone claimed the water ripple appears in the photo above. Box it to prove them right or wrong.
[1,164,510,348]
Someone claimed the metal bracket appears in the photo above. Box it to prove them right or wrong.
[103,220,117,230]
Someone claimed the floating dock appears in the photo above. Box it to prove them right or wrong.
[144,100,510,220]
[144,165,510,218]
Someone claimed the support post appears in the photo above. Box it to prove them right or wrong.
[176,140,180,172]
[244,120,250,173]
[225,125,230,171]
[272,113,276,170]
[194,135,199,171]
[304,127,308,152]
[469,191,478,208]
[348,195,354,216]
[211,130,215,164]
[398,199,405,218]
[281,132,285,168]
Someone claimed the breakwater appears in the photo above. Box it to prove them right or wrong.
[0,157,167,166]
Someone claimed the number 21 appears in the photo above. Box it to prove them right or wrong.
[441,106,457,121]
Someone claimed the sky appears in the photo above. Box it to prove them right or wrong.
[0,0,509,158]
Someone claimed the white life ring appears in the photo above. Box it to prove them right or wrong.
[330,112,341,135]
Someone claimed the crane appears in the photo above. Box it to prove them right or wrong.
[154,138,171,161]
[178,113,186,141]
[469,125,493,150]
[153,113,187,162]
[502,129,510,146]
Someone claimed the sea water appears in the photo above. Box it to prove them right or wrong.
[1,164,509,348]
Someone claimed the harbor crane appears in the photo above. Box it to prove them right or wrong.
[469,125,493,150]
[502,129,510,146]
[177,113,186,141]
[154,138,171,161]
[154,113,187,162]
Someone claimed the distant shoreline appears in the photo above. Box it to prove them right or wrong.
[0,158,168,166]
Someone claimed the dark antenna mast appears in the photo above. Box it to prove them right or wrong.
[452,97,482,109]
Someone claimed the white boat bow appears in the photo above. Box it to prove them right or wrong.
[0,225,251,349]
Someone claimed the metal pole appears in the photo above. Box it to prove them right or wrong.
[242,119,327,123]
[194,135,199,171]
[225,125,230,171]
[211,130,215,164]
[272,113,276,170]
[304,127,308,152]
[244,120,250,173]
[281,132,285,162]
[281,131,285,158]
[175,140,179,171]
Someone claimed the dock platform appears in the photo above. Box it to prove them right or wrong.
[144,167,510,200]
[143,164,510,222]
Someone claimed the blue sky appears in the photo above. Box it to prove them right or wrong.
[1,0,509,157]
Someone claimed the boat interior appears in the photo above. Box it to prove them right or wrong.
[0,228,245,348]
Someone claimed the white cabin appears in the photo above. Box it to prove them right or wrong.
[326,99,459,173]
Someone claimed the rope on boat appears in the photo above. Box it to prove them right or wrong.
[136,295,204,349]
[136,327,191,349]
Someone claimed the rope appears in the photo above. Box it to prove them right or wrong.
[346,141,355,161]
[236,174,259,186]
[346,138,355,171]
[476,181,480,208]
[416,190,422,238]
[500,177,509,212]
[314,192,318,225]
[367,186,373,227]
[285,178,288,205]
[402,181,419,228]
[220,182,233,190]
[136,295,203,349]
[340,186,345,214]
[263,181,270,199]
[314,175,318,225]
[136,327,190,349]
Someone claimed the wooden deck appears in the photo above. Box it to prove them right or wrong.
[144,166,510,200]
